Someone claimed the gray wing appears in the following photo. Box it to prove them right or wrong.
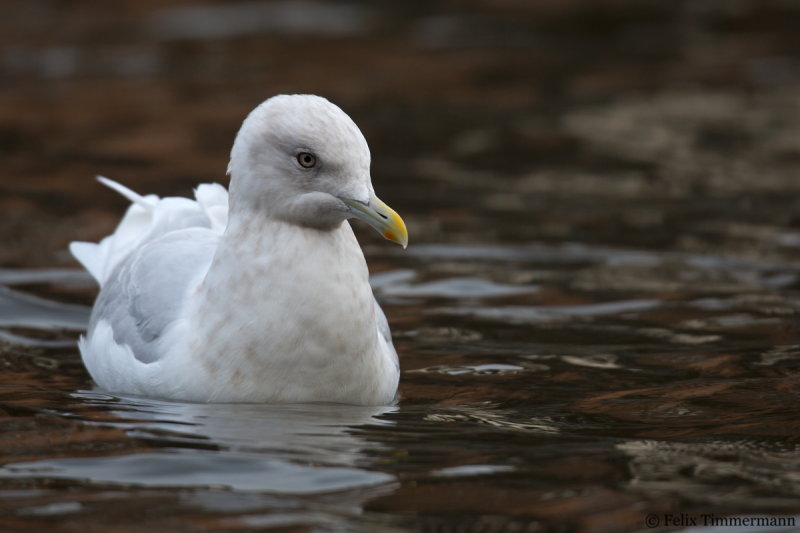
[89,228,218,363]
[373,297,399,371]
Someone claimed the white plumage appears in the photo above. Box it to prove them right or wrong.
[71,95,407,405]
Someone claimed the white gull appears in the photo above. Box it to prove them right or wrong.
[70,94,408,405]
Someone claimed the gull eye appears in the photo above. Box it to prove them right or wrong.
[297,152,316,168]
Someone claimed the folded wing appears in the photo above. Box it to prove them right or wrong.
[71,177,228,364]
[70,177,228,286]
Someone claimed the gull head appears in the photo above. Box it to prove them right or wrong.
[227,94,407,247]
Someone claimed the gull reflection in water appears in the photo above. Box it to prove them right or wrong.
[2,391,399,498]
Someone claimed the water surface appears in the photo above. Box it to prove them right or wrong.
[2,1,800,532]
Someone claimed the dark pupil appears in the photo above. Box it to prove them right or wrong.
[300,154,313,166]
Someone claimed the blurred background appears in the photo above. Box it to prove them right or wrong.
[2,0,800,266]
[3,2,800,532]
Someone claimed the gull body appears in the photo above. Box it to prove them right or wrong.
[71,95,408,405]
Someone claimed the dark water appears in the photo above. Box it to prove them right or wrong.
[3,2,800,532]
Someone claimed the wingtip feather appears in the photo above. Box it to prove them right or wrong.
[97,176,154,211]
[69,241,103,284]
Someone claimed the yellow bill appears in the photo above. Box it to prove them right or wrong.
[341,193,408,248]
